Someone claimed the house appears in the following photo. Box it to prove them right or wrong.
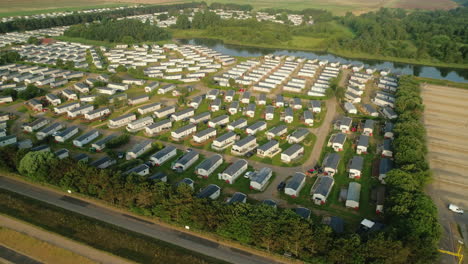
[157,84,176,94]
[62,89,78,100]
[228,101,239,115]
[241,91,251,104]
[196,154,223,178]
[224,90,235,102]
[0,135,17,147]
[171,108,195,122]
[54,102,79,115]
[328,133,346,152]
[379,158,393,184]
[287,129,309,144]
[281,144,304,163]
[46,93,61,106]
[90,156,116,169]
[108,113,136,129]
[245,103,256,118]
[311,176,334,205]
[219,159,248,184]
[67,104,94,119]
[249,167,273,191]
[27,99,43,112]
[212,131,237,151]
[84,107,111,121]
[145,81,159,93]
[345,182,361,209]
[336,117,353,133]
[257,140,281,158]
[344,102,357,114]
[150,145,177,166]
[231,135,258,156]
[171,123,197,141]
[190,112,211,125]
[356,135,369,154]
[145,119,172,136]
[124,164,150,176]
[128,95,149,105]
[193,128,217,143]
[384,122,394,139]
[227,118,247,131]
[54,126,79,143]
[227,192,247,204]
[309,100,321,113]
[127,116,153,132]
[303,110,314,126]
[196,184,221,200]
[126,140,152,160]
[23,118,49,133]
[348,156,364,179]
[36,123,63,140]
[323,153,341,176]
[382,139,393,157]
[266,125,287,140]
[265,106,275,121]
[363,120,375,136]
[73,130,99,147]
[91,135,116,152]
[138,102,162,115]
[54,149,69,159]
[375,186,386,214]
[172,151,199,172]
[285,172,306,198]
[246,121,267,135]
[284,107,294,123]
[207,89,219,100]
[154,106,176,119]
[208,115,229,128]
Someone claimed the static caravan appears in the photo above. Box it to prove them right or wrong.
[246,121,267,135]
[193,128,217,143]
[73,130,99,147]
[285,172,306,198]
[210,98,222,112]
[228,101,239,115]
[212,131,237,151]
[196,184,221,200]
[328,133,347,152]
[36,123,63,140]
[231,135,258,156]
[196,154,223,178]
[157,84,176,94]
[128,95,149,106]
[303,110,314,126]
[91,135,116,152]
[348,155,364,179]
[345,182,361,209]
[54,149,69,160]
[257,140,281,158]
[356,135,369,154]
[190,112,211,124]
[150,145,177,166]
[382,139,393,157]
[54,102,80,115]
[323,153,341,176]
[126,140,152,160]
[249,167,273,191]
[227,118,247,131]
[379,158,393,184]
[241,91,251,104]
[67,104,93,119]
[311,176,334,205]
[154,106,176,119]
[245,103,256,118]
[138,102,162,115]
[207,89,219,100]
[172,151,199,172]
[46,93,61,106]
[384,122,394,139]
[62,89,78,100]
[287,129,309,144]
[108,113,136,129]
[363,119,375,136]
[171,108,195,122]
[124,164,150,176]
[219,159,248,184]
[189,96,203,109]
[91,156,116,169]
[54,126,79,143]
[127,116,153,132]
[84,107,111,120]
[224,90,235,102]
[227,192,247,205]
[309,100,321,113]
[145,119,172,136]
[0,135,17,147]
[208,115,230,128]
[266,125,287,140]
[145,82,159,93]
[171,123,197,141]
[23,118,49,133]
[284,107,294,123]
[281,144,304,163]
[336,117,353,133]
[265,105,275,121]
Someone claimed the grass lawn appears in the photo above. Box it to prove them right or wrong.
[0,224,96,264]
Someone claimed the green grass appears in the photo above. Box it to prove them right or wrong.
[414,76,468,89]
[0,188,228,264]
[0,2,130,17]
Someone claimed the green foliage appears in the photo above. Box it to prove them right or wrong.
[0,51,21,65]
[18,151,58,182]
[157,13,169,21]
[191,11,222,29]
[27,36,40,44]
[106,134,130,149]
[115,65,127,72]
[209,3,253,11]
[64,19,171,43]
[175,14,191,29]
[109,74,122,83]
[64,60,75,70]
[18,84,46,100]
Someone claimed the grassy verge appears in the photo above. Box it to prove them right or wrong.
[414,76,468,89]
[0,188,228,264]
[0,3,129,18]
[0,224,96,264]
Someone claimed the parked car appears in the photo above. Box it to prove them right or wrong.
[244,171,254,179]
[277,181,286,191]
[449,204,464,214]
[117,152,124,159]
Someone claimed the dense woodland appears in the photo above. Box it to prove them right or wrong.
[0,75,440,264]
[63,19,171,43]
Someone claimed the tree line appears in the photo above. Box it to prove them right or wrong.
[64,19,171,43]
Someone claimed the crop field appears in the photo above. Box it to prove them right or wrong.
[422,84,468,188]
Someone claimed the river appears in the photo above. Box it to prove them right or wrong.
[179,38,468,83]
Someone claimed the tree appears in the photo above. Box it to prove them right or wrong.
[121,36,135,45]
[56,59,64,68]
[109,74,122,83]
[27,36,40,44]
[0,51,21,65]
[116,65,127,72]
[157,13,169,21]
[228,78,236,88]
[18,84,46,100]
[175,14,191,29]
[18,151,58,182]
[94,94,109,106]
[65,60,75,69]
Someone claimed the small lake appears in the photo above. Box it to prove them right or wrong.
[179,38,468,83]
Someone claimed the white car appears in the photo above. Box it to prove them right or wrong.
[449,204,464,214]
[244,171,254,179]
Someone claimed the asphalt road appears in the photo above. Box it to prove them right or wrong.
[0,245,43,264]
[0,176,285,264]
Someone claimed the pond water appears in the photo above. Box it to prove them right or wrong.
[179,38,468,83]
